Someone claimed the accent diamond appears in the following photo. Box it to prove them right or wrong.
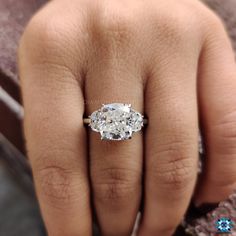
[89,103,144,140]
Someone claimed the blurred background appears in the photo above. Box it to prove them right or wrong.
[0,0,236,236]
[0,1,46,235]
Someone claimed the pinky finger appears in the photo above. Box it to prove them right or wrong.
[195,14,236,205]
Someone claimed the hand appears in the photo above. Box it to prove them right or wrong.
[18,0,236,235]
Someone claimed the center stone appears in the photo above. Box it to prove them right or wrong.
[89,103,143,140]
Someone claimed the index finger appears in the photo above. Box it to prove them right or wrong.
[18,7,92,236]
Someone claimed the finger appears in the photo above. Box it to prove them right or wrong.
[139,36,199,235]
[19,9,92,236]
[85,15,143,236]
[195,15,236,205]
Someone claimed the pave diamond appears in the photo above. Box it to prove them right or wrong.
[89,103,144,140]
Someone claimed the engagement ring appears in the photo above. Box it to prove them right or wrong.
[84,103,147,141]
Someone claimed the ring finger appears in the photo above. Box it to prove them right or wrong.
[85,15,144,235]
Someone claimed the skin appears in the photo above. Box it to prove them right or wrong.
[18,0,236,235]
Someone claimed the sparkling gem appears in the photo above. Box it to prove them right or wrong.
[89,103,144,140]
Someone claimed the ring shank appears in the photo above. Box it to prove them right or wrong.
[83,118,91,124]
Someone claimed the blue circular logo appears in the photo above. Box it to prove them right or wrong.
[215,217,234,233]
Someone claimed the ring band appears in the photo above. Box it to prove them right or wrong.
[84,103,147,141]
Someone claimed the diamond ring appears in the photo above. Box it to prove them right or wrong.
[84,103,147,141]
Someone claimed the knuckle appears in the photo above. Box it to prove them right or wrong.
[19,11,86,66]
[150,140,197,191]
[155,5,201,46]
[203,10,225,32]
[36,166,72,198]
[92,7,135,48]
[196,6,226,40]
[21,15,64,55]
[19,12,86,82]
[33,152,87,208]
[156,161,194,191]
[92,167,140,203]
